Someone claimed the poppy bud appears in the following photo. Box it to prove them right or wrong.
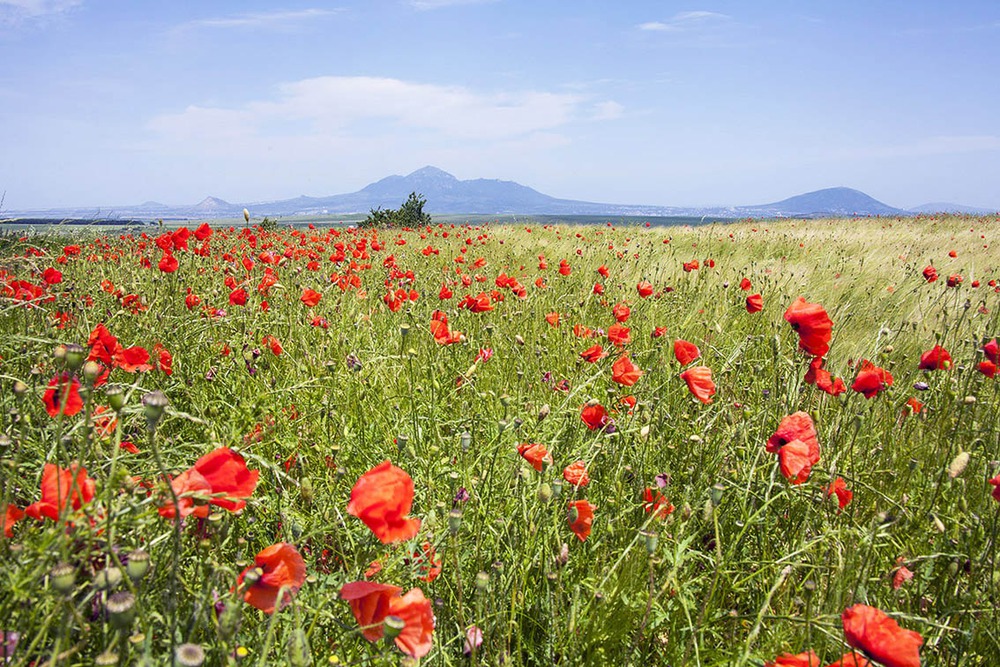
[243,208,250,223]
[475,571,490,591]
[459,431,472,452]
[537,483,552,503]
[175,643,205,667]
[49,563,76,594]
[106,591,136,630]
[551,479,563,498]
[537,404,550,422]
[514,335,525,346]
[125,550,151,581]
[948,451,970,479]
[448,508,463,535]
[12,380,27,400]
[640,425,650,441]
[64,344,86,370]
[382,615,406,640]
[641,530,658,555]
[299,478,314,504]
[141,390,169,431]
[105,384,125,412]
[95,651,119,666]
[498,419,508,434]
[400,323,411,337]
[93,567,123,591]
[83,360,103,384]
[53,343,67,363]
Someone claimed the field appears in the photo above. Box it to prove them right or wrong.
[1,215,999,666]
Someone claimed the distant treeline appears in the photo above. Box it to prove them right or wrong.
[1,218,151,226]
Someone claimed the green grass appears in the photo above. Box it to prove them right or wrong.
[0,215,998,666]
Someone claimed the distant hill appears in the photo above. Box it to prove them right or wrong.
[4,167,993,221]
[908,202,999,215]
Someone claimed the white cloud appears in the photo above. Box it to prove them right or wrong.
[638,11,730,32]
[0,0,79,21]
[148,76,620,148]
[409,0,498,10]
[176,8,343,31]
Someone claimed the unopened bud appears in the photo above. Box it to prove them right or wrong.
[475,571,490,591]
[243,208,251,223]
[53,344,68,363]
[514,335,525,346]
[287,627,312,667]
[448,509,463,535]
[95,651,120,666]
[125,550,150,581]
[64,344,86,370]
[50,563,76,594]
[93,567,123,591]
[537,483,552,503]
[142,390,169,431]
[105,384,125,412]
[12,380,28,400]
[948,451,970,479]
[640,531,659,555]
[710,483,725,507]
[537,404,550,422]
[459,431,472,452]
[82,360,102,384]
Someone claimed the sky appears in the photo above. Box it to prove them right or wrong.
[2,0,999,211]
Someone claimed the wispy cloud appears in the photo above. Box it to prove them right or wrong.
[149,76,620,143]
[410,0,498,10]
[0,0,80,23]
[177,8,343,32]
[638,11,730,32]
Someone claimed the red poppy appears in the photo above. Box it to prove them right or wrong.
[825,653,871,667]
[42,267,63,284]
[918,345,951,370]
[567,499,594,541]
[592,282,605,295]
[580,344,607,363]
[989,473,1000,503]
[42,373,84,418]
[301,288,322,307]
[389,589,435,658]
[905,397,923,415]
[158,252,179,273]
[826,477,853,509]
[766,412,819,457]
[642,488,674,519]
[438,283,453,300]
[922,266,938,283]
[804,357,847,396]
[673,339,700,366]
[682,260,699,272]
[429,310,463,345]
[777,440,814,484]
[229,287,248,306]
[563,461,590,487]
[580,403,609,430]
[517,443,552,472]
[746,293,764,313]
[739,278,752,291]
[116,346,152,372]
[764,651,820,667]
[651,326,668,339]
[545,312,561,328]
[597,264,609,278]
[160,447,260,519]
[607,324,631,346]
[340,581,403,641]
[612,302,630,322]
[347,461,421,544]
[983,338,999,364]
[611,354,643,386]
[152,343,173,376]
[679,366,715,404]
[851,360,893,398]
[25,463,96,521]
[412,542,441,582]
[946,273,962,287]
[784,297,834,357]
[980,361,998,378]
[3,504,24,537]
[194,222,212,240]
[236,542,306,614]
[892,559,914,590]
[841,604,923,667]
[636,280,653,298]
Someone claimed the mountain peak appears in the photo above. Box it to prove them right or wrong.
[406,166,457,181]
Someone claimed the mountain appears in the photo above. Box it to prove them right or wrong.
[740,187,905,218]
[908,202,999,215]
[5,167,991,221]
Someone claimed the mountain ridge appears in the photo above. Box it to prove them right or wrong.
[5,167,995,221]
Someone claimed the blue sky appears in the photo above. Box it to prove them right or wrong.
[2,0,999,210]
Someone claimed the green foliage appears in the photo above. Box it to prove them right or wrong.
[361,192,431,228]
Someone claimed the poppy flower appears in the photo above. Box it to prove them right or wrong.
[42,373,84,418]
[429,310,463,345]
[159,448,260,519]
[347,461,421,544]
[918,345,951,370]
[679,366,715,404]
[545,312,561,328]
[412,542,441,582]
[612,303,630,322]
[922,266,938,283]
[764,651,820,667]
[946,273,962,287]
[682,260,699,272]
[340,583,435,658]
[636,280,654,298]
[825,653,871,667]
[642,488,674,519]
[892,559,914,590]
[989,473,1000,503]
[580,344,607,363]
[611,354,643,386]
[826,477,853,509]
[766,412,819,457]
[580,403,609,431]
[739,277,752,291]
[804,357,847,396]
[597,264,609,278]
[438,283,453,300]
[979,361,998,377]
[746,293,764,313]
[563,461,590,487]
[905,397,923,415]
[158,252,179,273]
[517,442,552,472]
[607,324,631,346]
[42,267,63,284]
[301,288,322,307]
[153,343,173,376]
[117,346,152,372]
[25,463,96,521]
[983,338,999,364]
[592,282,605,295]
[673,339,700,366]
[651,326,668,339]
[778,440,815,484]
[558,259,572,276]
[567,499,594,541]
[236,542,306,614]
[784,297,834,357]
[4,504,25,537]
[841,604,923,667]
[229,287,248,306]
[851,360,893,398]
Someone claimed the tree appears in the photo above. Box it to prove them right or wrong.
[361,192,431,228]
